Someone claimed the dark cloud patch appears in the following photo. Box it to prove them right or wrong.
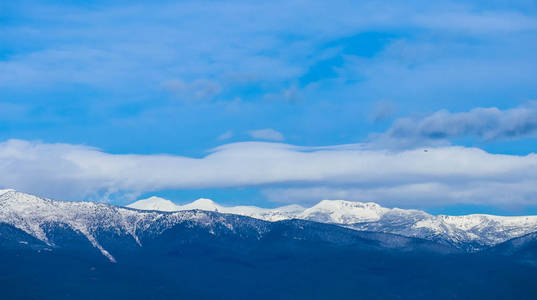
[378,102,537,146]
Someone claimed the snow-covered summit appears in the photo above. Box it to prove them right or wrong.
[298,200,390,223]
[128,197,419,225]
[127,196,178,211]
[127,196,537,250]
[410,213,537,248]
[4,189,537,258]
[128,196,305,221]
[180,198,221,211]
[128,197,221,212]
[0,190,267,262]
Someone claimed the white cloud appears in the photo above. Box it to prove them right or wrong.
[413,11,537,34]
[247,129,285,141]
[5,1,534,92]
[1,139,537,207]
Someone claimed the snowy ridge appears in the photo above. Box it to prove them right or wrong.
[128,197,305,222]
[297,200,390,223]
[129,196,537,250]
[411,214,537,249]
[128,196,178,212]
[0,190,268,262]
[4,189,537,260]
[0,189,15,196]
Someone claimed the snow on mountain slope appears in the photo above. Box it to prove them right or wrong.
[0,190,268,262]
[318,208,537,250]
[298,200,390,223]
[0,189,15,196]
[127,196,179,211]
[129,196,420,225]
[179,198,221,211]
[4,188,537,259]
[129,196,537,250]
[128,197,305,222]
[411,214,537,249]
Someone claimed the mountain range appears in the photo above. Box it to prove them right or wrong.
[2,189,537,299]
[129,195,537,251]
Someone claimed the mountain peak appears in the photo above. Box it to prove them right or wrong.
[127,196,179,212]
[123,195,537,250]
[299,199,389,223]
[181,198,220,211]
[315,199,383,209]
[5,189,537,256]
[192,198,217,205]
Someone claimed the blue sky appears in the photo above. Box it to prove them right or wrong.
[2,0,537,215]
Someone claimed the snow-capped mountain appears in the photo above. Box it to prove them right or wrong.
[3,189,537,299]
[127,196,179,211]
[129,196,537,250]
[128,196,305,221]
[4,189,450,263]
[4,188,537,263]
[0,190,272,262]
[348,210,537,250]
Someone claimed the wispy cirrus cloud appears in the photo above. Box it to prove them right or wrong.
[2,1,536,93]
[162,79,222,101]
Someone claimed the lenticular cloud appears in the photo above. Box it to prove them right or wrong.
[1,139,537,205]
